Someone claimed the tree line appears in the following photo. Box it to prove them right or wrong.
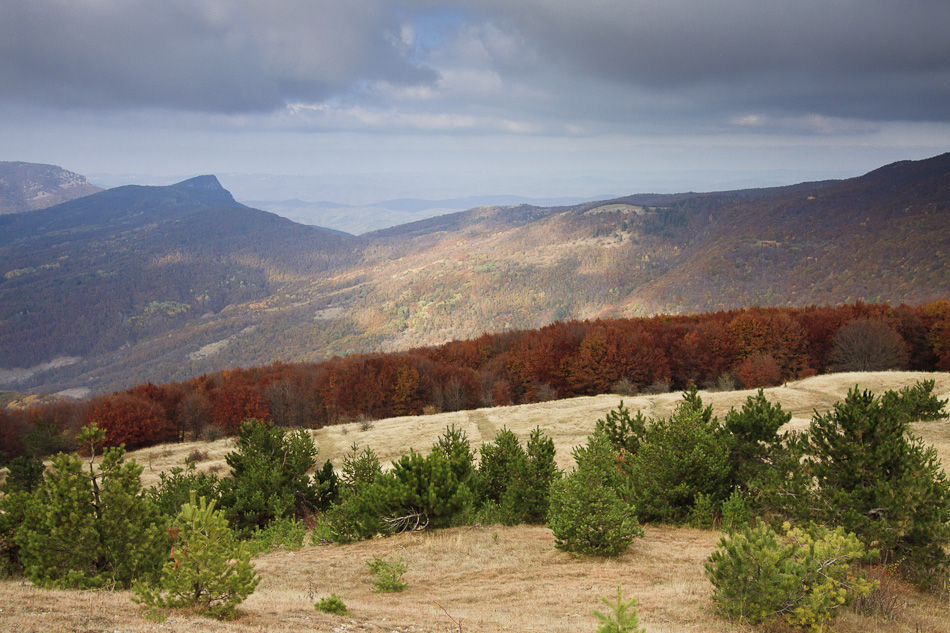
[2,300,949,462]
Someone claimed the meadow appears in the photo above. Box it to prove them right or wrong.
[1,371,948,632]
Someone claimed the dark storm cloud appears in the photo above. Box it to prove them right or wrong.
[0,1,435,112]
[464,0,950,122]
[2,0,949,127]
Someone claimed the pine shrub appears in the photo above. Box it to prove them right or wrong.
[314,593,348,615]
[367,555,408,592]
[479,427,560,524]
[147,462,221,518]
[806,387,950,585]
[548,432,643,557]
[133,492,260,620]
[594,401,647,455]
[218,419,319,536]
[706,522,876,630]
[722,389,791,490]
[245,516,306,556]
[594,584,646,633]
[341,442,381,488]
[16,424,168,589]
[629,401,732,523]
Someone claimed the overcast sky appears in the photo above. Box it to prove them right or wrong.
[2,0,949,203]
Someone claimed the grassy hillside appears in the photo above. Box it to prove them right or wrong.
[2,372,944,633]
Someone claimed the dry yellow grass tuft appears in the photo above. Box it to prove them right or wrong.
[2,371,949,632]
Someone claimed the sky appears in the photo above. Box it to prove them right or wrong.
[2,0,950,204]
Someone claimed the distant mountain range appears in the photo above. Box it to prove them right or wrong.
[0,161,102,214]
[1,154,948,396]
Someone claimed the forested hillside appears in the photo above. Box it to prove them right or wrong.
[2,300,948,462]
[0,176,359,371]
[1,154,948,395]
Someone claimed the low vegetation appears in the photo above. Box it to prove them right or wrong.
[0,372,948,632]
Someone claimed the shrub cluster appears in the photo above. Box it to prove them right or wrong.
[324,424,560,543]
[706,522,876,630]
[2,378,947,630]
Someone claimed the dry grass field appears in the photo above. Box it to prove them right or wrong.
[1,371,949,632]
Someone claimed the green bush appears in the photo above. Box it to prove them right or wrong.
[0,489,31,578]
[722,389,791,489]
[719,488,751,531]
[133,492,260,620]
[362,449,475,532]
[595,401,647,455]
[16,425,168,589]
[218,419,319,536]
[478,427,560,525]
[313,459,341,510]
[1,455,45,494]
[245,516,306,556]
[147,462,221,518]
[314,593,348,615]
[806,387,950,586]
[341,442,381,488]
[686,492,717,529]
[594,584,646,633]
[501,427,560,524]
[367,555,408,592]
[629,395,732,523]
[321,486,384,543]
[706,522,876,631]
[548,432,643,557]
[432,424,477,487]
[478,428,527,506]
[884,379,948,423]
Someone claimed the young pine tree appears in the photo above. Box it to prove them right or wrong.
[133,492,260,620]
[218,419,319,536]
[548,430,643,557]
[16,424,168,589]
[805,387,950,585]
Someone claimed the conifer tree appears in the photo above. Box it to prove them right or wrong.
[134,492,260,620]
[548,429,642,556]
[16,424,168,588]
[722,389,791,489]
[218,419,319,535]
[594,584,646,633]
[805,387,950,584]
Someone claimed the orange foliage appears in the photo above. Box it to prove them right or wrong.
[737,353,783,389]
[3,301,945,460]
[211,384,271,434]
[84,393,174,449]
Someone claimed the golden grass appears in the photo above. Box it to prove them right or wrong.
[3,523,949,632]
[2,371,949,632]
[133,370,950,486]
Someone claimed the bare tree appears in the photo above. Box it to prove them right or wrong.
[828,318,908,372]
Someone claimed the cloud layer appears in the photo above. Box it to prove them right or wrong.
[3,0,949,135]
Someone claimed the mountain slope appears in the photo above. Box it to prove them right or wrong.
[0,176,358,375]
[0,161,102,214]
[1,154,948,396]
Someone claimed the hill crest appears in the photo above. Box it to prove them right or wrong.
[0,161,102,214]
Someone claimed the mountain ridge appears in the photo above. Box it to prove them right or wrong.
[1,153,948,395]
[0,161,103,214]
